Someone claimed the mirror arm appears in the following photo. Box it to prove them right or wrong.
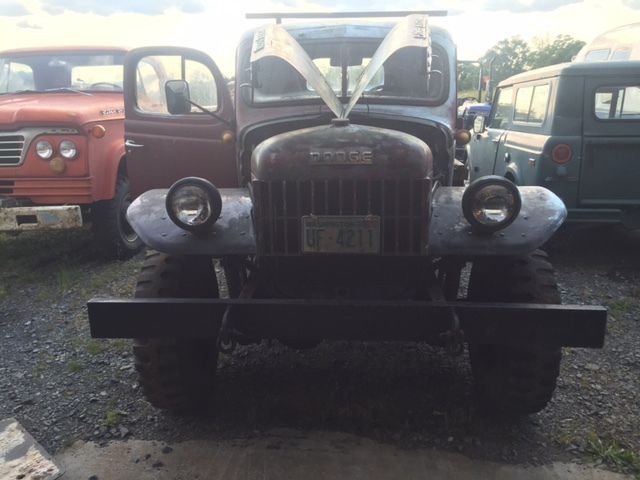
[187,100,234,128]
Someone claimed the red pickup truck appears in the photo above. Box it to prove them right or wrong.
[0,46,141,258]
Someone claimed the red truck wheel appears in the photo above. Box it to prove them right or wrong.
[92,174,142,259]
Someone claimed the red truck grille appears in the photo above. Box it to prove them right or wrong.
[254,178,431,256]
[0,134,25,166]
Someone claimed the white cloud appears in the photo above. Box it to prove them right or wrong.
[1,0,640,75]
[0,2,29,15]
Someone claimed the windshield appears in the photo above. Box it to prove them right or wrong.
[0,52,124,94]
[248,40,447,105]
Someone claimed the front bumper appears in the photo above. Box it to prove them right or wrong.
[0,204,83,232]
[88,297,606,348]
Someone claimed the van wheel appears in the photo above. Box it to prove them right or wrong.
[467,250,562,415]
[133,250,219,413]
[92,174,142,259]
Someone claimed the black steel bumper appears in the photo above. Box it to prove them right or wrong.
[88,298,606,348]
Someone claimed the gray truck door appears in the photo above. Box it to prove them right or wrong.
[580,78,640,207]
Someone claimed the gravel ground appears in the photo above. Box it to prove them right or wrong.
[0,225,638,476]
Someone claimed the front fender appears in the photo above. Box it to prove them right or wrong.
[126,188,256,256]
[429,186,566,256]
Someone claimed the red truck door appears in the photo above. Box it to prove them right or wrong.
[123,47,237,197]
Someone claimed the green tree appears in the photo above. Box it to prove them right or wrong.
[458,61,481,99]
[528,34,586,69]
[479,37,530,101]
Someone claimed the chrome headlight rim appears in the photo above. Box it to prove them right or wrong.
[35,140,54,159]
[165,177,222,232]
[59,139,78,159]
[462,175,521,233]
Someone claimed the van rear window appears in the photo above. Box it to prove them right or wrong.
[595,86,640,120]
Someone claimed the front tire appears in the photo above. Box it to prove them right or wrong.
[92,174,142,260]
[468,250,562,415]
[133,250,219,413]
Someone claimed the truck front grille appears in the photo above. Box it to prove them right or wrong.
[0,135,25,166]
[254,178,431,256]
[0,180,14,194]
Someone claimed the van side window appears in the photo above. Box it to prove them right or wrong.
[488,87,512,128]
[585,49,610,62]
[514,86,533,122]
[529,84,550,123]
[611,49,631,61]
[514,84,550,124]
[595,86,640,119]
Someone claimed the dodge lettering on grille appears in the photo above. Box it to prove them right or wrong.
[309,150,373,165]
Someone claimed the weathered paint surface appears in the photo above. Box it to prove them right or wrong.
[0,418,62,480]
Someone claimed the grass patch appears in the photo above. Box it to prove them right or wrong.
[608,297,638,319]
[586,433,640,475]
[67,359,84,372]
[0,230,94,297]
[85,339,106,356]
[103,409,121,429]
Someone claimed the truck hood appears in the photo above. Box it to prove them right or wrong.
[0,92,124,128]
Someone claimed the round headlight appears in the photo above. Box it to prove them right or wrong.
[166,177,222,232]
[59,140,77,159]
[36,140,53,159]
[462,176,521,233]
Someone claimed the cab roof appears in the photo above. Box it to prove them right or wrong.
[0,46,129,56]
[239,22,453,45]
[498,60,640,87]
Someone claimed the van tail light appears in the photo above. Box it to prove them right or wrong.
[551,144,572,164]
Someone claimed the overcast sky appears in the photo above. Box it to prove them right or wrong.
[1,0,639,75]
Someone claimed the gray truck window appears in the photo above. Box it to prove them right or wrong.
[595,85,640,120]
[488,87,512,128]
[514,84,549,124]
[135,55,218,115]
[528,84,550,123]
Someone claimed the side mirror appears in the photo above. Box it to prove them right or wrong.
[473,115,486,134]
[165,80,191,115]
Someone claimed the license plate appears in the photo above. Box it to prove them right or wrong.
[302,215,380,254]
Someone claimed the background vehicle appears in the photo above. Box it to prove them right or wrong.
[574,22,640,62]
[468,60,640,228]
[0,47,141,258]
[89,13,605,416]
[460,102,490,130]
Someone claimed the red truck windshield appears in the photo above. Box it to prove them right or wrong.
[0,53,125,93]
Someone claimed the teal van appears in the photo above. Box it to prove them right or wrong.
[468,61,640,228]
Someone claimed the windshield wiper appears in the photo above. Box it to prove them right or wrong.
[45,88,92,96]
[0,88,93,96]
[0,89,41,95]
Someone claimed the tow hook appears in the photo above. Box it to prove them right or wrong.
[217,305,238,354]
[440,307,465,356]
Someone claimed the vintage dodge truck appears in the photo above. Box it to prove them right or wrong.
[0,46,141,258]
[88,13,606,415]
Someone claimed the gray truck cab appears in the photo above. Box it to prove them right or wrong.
[469,60,640,227]
[88,13,606,416]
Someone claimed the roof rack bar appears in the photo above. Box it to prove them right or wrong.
[246,11,447,24]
